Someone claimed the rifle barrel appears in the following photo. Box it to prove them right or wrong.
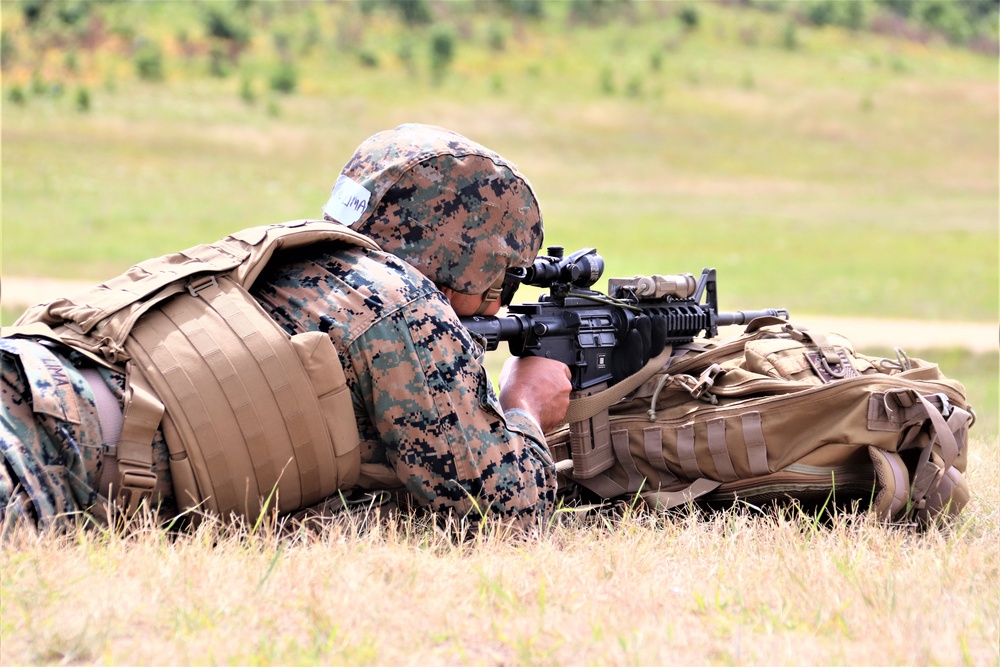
[716,308,790,327]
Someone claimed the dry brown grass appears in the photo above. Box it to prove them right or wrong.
[2,436,996,666]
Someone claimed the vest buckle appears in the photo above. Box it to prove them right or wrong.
[187,275,219,298]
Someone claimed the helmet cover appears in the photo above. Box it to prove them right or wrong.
[322,123,543,295]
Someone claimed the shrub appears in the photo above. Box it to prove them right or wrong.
[57,0,91,27]
[203,6,251,47]
[841,0,870,31]
[429,27,455,84]
[75,86,90,113]
[805,1,838,27]
[358,49,379,68]
[269,61,297,94]
[782,20,799,50]
[803,0,869,31]
[134,42,165,82]
[920,0,974,44]
[8,85,26,105]
[21,0,47,26]
[876,0,916,19]
[389,0,433,26]
[487,22,506,52]
[301,21,322,57]
[678,5,700,31]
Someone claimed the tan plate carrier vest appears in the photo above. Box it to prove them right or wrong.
[8,219,380,522]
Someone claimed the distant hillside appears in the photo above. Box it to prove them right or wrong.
[2,0,997,106]
[2,0,996,324]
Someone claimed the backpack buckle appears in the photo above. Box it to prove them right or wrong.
[931,393,953,418]
[117,470,158,514]
[691,364,724,402]
[187,275,219,298]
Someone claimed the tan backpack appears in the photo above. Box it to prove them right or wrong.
[547,318,973,525]
[8,220,379,522]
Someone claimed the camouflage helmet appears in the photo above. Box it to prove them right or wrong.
[322,123,544,295]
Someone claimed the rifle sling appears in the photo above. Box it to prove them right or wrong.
[563,346,673,424]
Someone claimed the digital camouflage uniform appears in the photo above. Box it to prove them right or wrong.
[1,123,556,533]
[253,244,555,523]
[1,339,175,534]
[1,339,105,530]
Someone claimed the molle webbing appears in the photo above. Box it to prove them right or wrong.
[10,220,379,521]
[126,275,360,519]
[548,320,973,525]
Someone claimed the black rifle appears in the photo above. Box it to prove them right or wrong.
[460,246,789,478]
[461,246,788,391]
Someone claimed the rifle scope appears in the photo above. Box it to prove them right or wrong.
[521,246,605,290]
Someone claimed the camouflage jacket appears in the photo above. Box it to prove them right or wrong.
[1,242,557,532]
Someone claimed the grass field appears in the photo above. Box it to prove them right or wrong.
[1,463,997,666]
[1,2,998,665]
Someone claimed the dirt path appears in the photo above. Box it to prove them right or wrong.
[2,275,996,353]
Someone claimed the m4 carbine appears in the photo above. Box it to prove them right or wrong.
[461,246,788,391]
[460,246,789,479]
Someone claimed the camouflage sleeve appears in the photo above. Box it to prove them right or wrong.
[346,292,557,527]
[1,338,103,534]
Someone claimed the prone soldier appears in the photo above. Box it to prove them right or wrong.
[0,123,573,535]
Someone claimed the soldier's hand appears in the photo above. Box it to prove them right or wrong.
[498,356,572,434]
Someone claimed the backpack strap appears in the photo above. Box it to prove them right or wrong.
[108,368,163,515]
[563,347,674,424]
[639,478,724,511]
[907,392,970,518]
